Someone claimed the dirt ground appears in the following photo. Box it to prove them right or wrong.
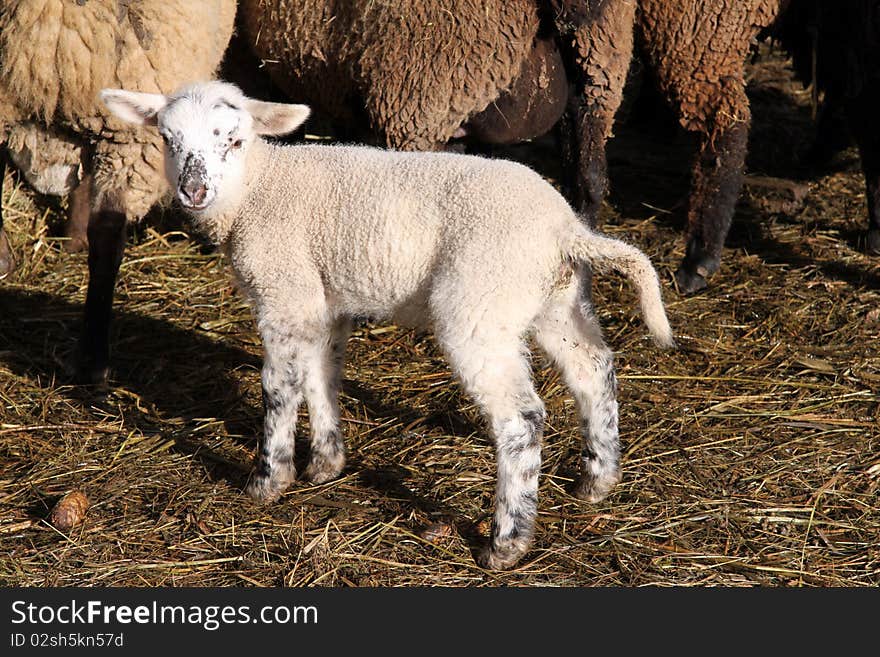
[1,46,878,587]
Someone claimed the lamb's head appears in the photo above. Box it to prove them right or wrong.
[100,81,309,217]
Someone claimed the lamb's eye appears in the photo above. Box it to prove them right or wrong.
[231,139,243,150]
[160,133,169,144]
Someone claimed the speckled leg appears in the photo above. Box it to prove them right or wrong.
[534,277,620,502]
[246,335,304,502]
[440,331,545,571]
[481,403,545,570]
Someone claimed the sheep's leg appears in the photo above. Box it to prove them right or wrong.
[63,173,92,254]
[561,99,611,229]
[302,318,351,484]
[246,335,304,502]
[441,331,545,570]
[674,117,749,294]
[637,0,761,295]
[76,191,127,385]
[533,281,620,502]
[558,0,636,227]
[859,147,880,255]
[0,148,15,279]
[846,94,880,254]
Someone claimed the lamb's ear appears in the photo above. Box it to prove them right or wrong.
[100,89,168,127]
[245,100,310,136]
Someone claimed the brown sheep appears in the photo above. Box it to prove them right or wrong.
[0,0,236,383]
[236,0,573,151]
[634,0,787,293]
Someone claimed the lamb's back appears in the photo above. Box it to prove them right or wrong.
[239,144,574,319]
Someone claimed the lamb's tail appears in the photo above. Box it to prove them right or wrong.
[567,224,675,349]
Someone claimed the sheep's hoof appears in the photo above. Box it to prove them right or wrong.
[72,361,110,388]
[674,266,708,296]
[245,472,295,503]
[573,469,620,503]
[477,538,529,571]
[303,453,345,484]
[0,233,14,280]
[63,235,89,254]
[866,228,880,256]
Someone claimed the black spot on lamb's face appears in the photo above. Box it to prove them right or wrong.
[158,92,253,214]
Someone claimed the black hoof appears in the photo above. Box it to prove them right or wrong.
[674,266,708,295]
[73,358,110,388]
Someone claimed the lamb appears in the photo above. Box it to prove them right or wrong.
[101,80,675,570]
[0,0,236,382]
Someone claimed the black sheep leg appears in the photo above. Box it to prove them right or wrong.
[847,93,880,254]
[551,0,635,229]
[556,97,607,229]
[76,191,127,385]
[674,119,749,294]
[861,155,880,255]
[64,173,92,254]
[0,149,15,279]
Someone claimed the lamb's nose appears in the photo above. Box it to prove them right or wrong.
[180,179,207,207]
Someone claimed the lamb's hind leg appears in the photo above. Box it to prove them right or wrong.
[533,276,620,502]
[302,318,350,484]
[441,329,546,570]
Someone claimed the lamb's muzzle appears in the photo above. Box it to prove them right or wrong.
[178,158,211,210]
[102,80,675,570]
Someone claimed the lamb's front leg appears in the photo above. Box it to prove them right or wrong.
[246,337,304,502]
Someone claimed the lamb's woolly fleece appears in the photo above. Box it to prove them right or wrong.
[200,139,674,348]
[0,0,236,216]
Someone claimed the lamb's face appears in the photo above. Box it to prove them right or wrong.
[101,81,310,218]
[157,90,255,214]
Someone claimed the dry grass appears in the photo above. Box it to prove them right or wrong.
[0,49,878,587]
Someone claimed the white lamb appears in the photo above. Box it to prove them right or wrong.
[101,80,675,570]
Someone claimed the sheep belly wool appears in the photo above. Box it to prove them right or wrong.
[239,0,539,150]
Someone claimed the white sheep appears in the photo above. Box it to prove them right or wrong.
[102,80,675,570]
